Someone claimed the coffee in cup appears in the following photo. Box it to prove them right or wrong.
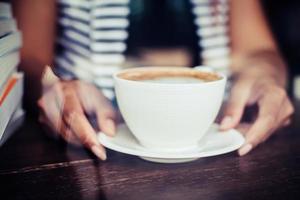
[118,67,220,83]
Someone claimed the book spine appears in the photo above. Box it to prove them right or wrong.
[0,19,17,37]
[0,32,22,57]
[0,73,24,139]
[0,3,12,19]
[0,51,20,91]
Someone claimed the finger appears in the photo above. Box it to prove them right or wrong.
[238,92,284,156]
[259,92,293,134]
[75,81,96,114]
[67,111,107,160]
[39,94,79,145]
[280,98,295,127]
[220,78,254,130]
[238,117,275,156]
[62,87,107,160]
[235,123,251,136]
[39,89,102,148]
[95,102,116,137]
[60,121,81,146]
[277,98,294,128]
[38,89,63,134]
[76,83,117,136]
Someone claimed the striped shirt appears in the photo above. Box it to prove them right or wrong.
[55,0,230,100]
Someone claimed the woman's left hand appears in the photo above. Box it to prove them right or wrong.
[220,68,294,156]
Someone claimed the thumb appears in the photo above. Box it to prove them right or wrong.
[220,79,253,130]
[42,65,60,89]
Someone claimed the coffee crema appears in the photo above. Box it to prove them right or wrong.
[141,76,205,84]
[117,67,221,83]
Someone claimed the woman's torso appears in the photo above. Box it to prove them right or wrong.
[55,0,230,100]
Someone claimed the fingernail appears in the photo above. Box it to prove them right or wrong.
[238,143,253,156]
[105,119,115,136]
[220,116,233,130]
[91,145,107,160]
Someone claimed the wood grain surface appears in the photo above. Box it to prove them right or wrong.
[0,101,299,200]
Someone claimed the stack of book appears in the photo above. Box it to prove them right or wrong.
[0,2,24,146]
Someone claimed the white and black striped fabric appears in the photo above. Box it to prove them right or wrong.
[191,0,230,72]
[55,0,230,100]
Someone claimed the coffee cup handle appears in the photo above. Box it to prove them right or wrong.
[194,66,215,73]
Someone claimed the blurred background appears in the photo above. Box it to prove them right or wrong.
[1,0,300,95]
[126,0,300,94]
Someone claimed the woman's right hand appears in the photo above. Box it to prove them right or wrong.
[38,68,117,160]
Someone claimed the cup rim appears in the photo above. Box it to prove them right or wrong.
[113,66,226,86]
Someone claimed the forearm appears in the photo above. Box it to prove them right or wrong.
[12,0,56,111]
[229,0,287,87]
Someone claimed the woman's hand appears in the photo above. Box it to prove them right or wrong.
[220,67,294,156]
[228,0,295,156]
[38,68,117,160]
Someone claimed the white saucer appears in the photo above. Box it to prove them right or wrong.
[98,124,245,163]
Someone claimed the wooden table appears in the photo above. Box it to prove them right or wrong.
[0,101,300,200]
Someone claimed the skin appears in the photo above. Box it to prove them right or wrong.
[12,0,294,160]
[225,0,294,155]
[39,75,117,160]
[12,0,56,111]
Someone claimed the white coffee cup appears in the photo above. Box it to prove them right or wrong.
[114,66,226,152]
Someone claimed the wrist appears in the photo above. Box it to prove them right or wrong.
[234,66,285,88]
[232,50,287,87]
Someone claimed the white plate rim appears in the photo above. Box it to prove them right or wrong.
[98,124,245,159]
